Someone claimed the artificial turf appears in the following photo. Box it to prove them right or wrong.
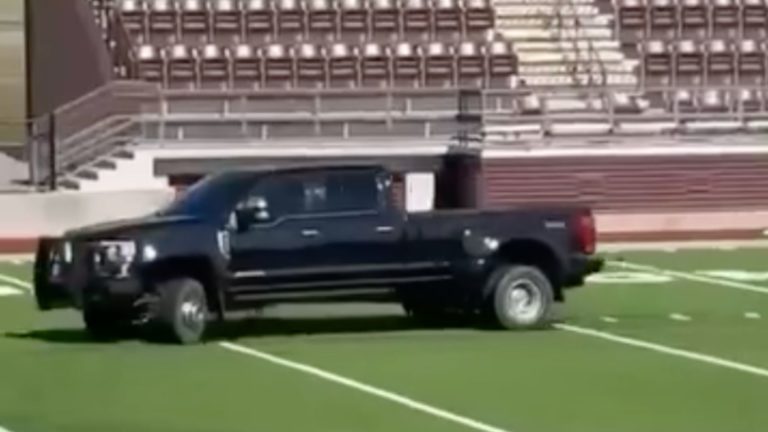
[1,247,768,432]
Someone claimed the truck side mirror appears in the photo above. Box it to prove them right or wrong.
[235,196,272,230]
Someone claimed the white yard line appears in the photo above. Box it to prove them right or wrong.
[555,324,768,379]
[0,273,31,292]
[600,316,619,323]
[598,239,768,252]
[608,260,768,295]
[0,254,34,263]
[669,313,692,322]
[745,312,762,320]
[219,342,513,432]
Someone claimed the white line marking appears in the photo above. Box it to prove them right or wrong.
[669,313,692,322]
[0,425,15,432]
[555,324,768,379]
[745,312,762,320]
[219,342,512,432]
[0,273,32,292]
[0,285,23,297]
[600,316,619,323]
[608,260,768,295]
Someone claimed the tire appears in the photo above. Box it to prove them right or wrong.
[83,307,126,341]
[154,278,209,345]
[484,265,555,330]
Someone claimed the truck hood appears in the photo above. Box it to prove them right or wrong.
[63,214,200,240]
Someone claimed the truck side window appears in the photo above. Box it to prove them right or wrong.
[238,176,306,222]
[323,172,379,213]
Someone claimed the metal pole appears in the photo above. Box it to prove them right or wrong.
[48,112,57,191]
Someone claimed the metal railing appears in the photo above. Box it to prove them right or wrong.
[25,79,768,190]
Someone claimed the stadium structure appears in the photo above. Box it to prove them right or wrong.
[15,0,768,238]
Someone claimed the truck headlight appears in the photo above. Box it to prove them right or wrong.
[92,240,137,278]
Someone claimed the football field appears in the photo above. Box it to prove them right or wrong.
[1,245,768,432]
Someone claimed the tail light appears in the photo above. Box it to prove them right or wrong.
[572,211,596,255]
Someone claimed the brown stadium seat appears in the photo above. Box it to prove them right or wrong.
[199,43,231,86]
[464,0,494,35]
[245,0,275,40]
[711,0,739,39]
[642,40,672,84]
[211,0,243,38]
[372,0,401,37]
[360,42,391,87]
[392,42,422,86]
[296,43,327,87]
[276,0,305,38]
[133,43,165,83]
[742,0,768,40]
[669,89,696,112]
[424,41,455,87]
[433,0,463,37]
[180,0,210,36]
[232,43,262,87]
[328,42,359,87]
[307,0,338,39]
[700,89,728,112]
[486,41,516,87]
[339,0,369,39]
[737,88,763,112]
[675,39,704,85]
[615,0,646,42]
[649,0,676,39]
[167,43,198,87]
[263,43,294,87]
[736,39,765,84]
[705,39,734,85]
[118,0,147,36]
[149,0,178,36]
[403,0,432,38]
[456,41,484,87]
[680,0,708,40]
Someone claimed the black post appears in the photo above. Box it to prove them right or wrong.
[48,112,57,191]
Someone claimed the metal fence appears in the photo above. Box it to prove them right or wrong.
[24,80,768,190]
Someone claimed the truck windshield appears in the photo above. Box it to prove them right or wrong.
[157,172,257,220]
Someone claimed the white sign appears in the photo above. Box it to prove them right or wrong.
[405,172,435,213]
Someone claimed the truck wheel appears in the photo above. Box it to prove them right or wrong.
[485,265,554,330]
[154,278,208,345]
[83,308,125,341]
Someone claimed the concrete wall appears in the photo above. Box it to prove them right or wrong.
[0,189,174,238]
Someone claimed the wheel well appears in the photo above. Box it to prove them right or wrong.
[141,256,222,316]
[496,240,564,301]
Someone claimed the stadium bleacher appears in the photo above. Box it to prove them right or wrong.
[19,0,768,192]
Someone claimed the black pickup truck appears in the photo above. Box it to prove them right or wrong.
[34,165,603,344]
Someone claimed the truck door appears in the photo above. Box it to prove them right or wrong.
[303,169,408,285]
[227,173,328,300]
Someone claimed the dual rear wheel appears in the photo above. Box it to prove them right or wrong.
[403,265,556,330]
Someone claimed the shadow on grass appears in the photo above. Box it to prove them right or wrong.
[5,314,474,345]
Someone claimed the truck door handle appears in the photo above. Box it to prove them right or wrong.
[301,229,320,238]
[376,226,395,233]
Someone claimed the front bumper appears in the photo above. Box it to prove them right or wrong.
[34,237,143,311]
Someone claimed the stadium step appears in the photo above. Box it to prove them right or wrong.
[93,159,117,170]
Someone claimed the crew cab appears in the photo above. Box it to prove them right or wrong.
[34,165,603,344]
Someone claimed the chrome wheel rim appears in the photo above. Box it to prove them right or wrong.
[180,298,205,333]
[505,279,544,324]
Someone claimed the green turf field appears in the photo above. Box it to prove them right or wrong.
[1,246,768,432]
